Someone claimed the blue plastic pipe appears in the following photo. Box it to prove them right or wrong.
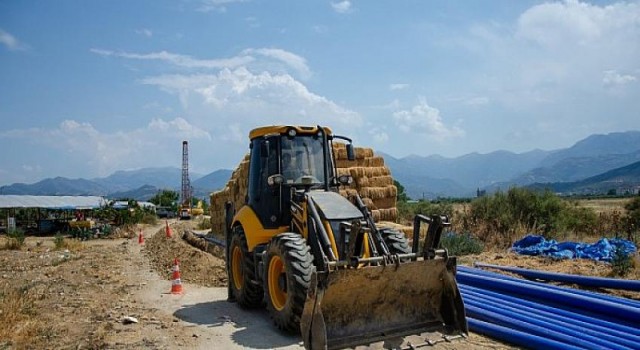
[462,291,638,349]
[460,285,640,343]
[474,262,640,291]
[459,266,640,309]
[465,304,604,349]
[467,317,586,350]
[457,270,640,324]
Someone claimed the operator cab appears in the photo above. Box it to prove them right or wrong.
[247,126,354,229]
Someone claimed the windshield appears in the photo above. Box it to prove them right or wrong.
[281,135,326,184]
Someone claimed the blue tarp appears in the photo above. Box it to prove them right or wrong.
[511,234,637,262]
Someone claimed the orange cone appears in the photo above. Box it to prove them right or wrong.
[138,230,144,244]
[171,258,184,294]
[165,220,172,238]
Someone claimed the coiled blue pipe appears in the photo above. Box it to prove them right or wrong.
[462,291,638,349]
[474,262,640,291]
[468,318,585,350]
[460,284,640,342]
[459,266,640,310]
[457,270,640,324]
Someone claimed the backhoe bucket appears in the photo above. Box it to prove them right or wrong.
[301,258,467,349]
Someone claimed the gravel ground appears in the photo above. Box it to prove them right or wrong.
[2,218,637,349]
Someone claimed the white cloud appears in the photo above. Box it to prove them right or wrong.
[91,49,254,69]
[602,70,637,86]
[393,99,464,140]
[331,1,352,14]
[91,47,313,79]
[0,118,211,177]
[141,67,361,128]
[368,127,389,143]
[136,28,153,37]
[0,29,27,51]
[465,97,490,106]
[243,48,311,79]
[460,0,640,112]
[516,0,638,47]
[313,25,328,34]
[198,0,247,13]
[148,117,212,140]
[389,83,409,91]
[245,17,260,28]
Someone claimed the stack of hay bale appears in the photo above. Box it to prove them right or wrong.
[209,145,399,234]
[332,144,398,222]
[209,154,250,235]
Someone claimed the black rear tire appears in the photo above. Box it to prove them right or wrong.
[229,225,263,308]
[264,232,313,333]
[380,228,411,254]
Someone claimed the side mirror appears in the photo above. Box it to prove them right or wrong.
[346,143,355,161]
[267,174,284,187]
[260,140,270,158]
[338,174,353,186]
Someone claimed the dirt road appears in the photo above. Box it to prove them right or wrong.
[1,221,509,349]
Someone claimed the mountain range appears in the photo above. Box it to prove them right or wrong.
[2,131,640,200]
[0,167,233,201]
[381,131,640,199]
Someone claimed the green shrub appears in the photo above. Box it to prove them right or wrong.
[611,247,633,277]
[140,212,158,225]
[458,188,601,246]
[558,205,598,237]
[5,228,25,250]
[440,232,484,256]
[54,232,64,250]
[397,200,453,224]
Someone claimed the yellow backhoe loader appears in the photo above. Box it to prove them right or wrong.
[223,125,467,349]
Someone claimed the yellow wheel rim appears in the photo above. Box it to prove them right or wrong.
[231,246,244,290]
[268,255,287,311]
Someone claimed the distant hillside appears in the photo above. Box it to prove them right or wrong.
[192,169,232,192]
[109,185,161,201]
[93,167,203,192]
[1,177,109,196]
[382,149,550,199]
[509,151,640,185]
[383,131,640,198]
[0,167,208,198]
[527,160,640,195]
[3,131,640,199]
[539,131,640,168]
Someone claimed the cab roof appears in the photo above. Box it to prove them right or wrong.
[249,125,333,140]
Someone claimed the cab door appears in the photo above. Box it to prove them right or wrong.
[247,137,282,229]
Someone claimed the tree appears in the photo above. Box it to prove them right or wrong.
[394,180,409,202]
[150,190,179,208]
[624,197,640,240]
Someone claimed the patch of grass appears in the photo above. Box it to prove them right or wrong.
[0,283,49,347]
[3,228,25,250]
[197,216,211,230]
[440,232,484,256]
[53,234,85,252]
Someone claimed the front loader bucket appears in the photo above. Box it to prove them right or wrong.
[300,259,467,349]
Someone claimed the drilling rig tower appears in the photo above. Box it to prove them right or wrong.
[179,140,192,220]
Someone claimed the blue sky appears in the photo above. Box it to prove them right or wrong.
[1,0,639,185]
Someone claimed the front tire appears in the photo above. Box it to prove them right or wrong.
[264,233,313,332]
[229,225,263,308]
[380,228,411,255]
